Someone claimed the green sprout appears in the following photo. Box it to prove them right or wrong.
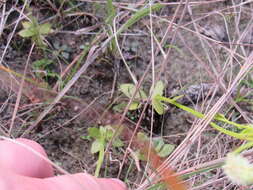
[119,80,165,115]
[88,125,123,177]
[19,16,52,47]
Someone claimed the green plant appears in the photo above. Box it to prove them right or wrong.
[156,95,253,142]
[119,83,147,110]
[153,137,175,158]
[152,93,253,160]
[19,16,52,47]
[119,80,165,114]
[116,4,164,36]
[88,125,123,177]
[119,80,253,146]
[137,132,175,159]
[120,80,253,159]
[32,58,60,84]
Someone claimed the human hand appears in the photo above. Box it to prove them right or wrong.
[0,138,127,190]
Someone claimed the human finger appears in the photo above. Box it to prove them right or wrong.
[45,173,127,190]
[0,138,54,178]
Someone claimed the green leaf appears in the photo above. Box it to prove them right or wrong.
[136,150,146,161]
[120,83,147,100]
[99,126,108,139]
[113,102,127,112]
[33,59,54,69]
[214,113,226,120]
[46,72,60,79]
[91,140,103,154]
[158,144,175,158]
[106,0,116,25]
[22,21,32,29]
[138,90,147,99]
[152,97,164,115]
[153,138,164,153]
[19,28,36,37]
[157,95,253,141]
[153,137,175,157]
[117,4,164,35]
[112,138,124,147]
[241,128,253,136]
[151,81,165,114]
[120,83,134,98]
[129,102,140,110]
[80,135,91,141]
[163,44,183,55]
[39,23,52,35]
[105,129,114,140]
[152,80,164,98]
[146,183,166,190]
[171,95,184,101]
[88,127,100,139]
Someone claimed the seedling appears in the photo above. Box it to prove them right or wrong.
[119,83,147,110]
[32,58,60,84]
[88,125,123,177]
[19,16,52,47]
[136,132,187,190]
[119,80,166,115]
[136,132,175,160]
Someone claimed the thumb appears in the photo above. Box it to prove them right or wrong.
[45,173,127,190]
[97,178,127,190]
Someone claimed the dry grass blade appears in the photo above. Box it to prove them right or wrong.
[167,51,253,163]
[159,52,253,188]
[137,35,253,190]
[9,43,34,135]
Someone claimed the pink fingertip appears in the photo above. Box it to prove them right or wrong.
[109,178,127,188]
